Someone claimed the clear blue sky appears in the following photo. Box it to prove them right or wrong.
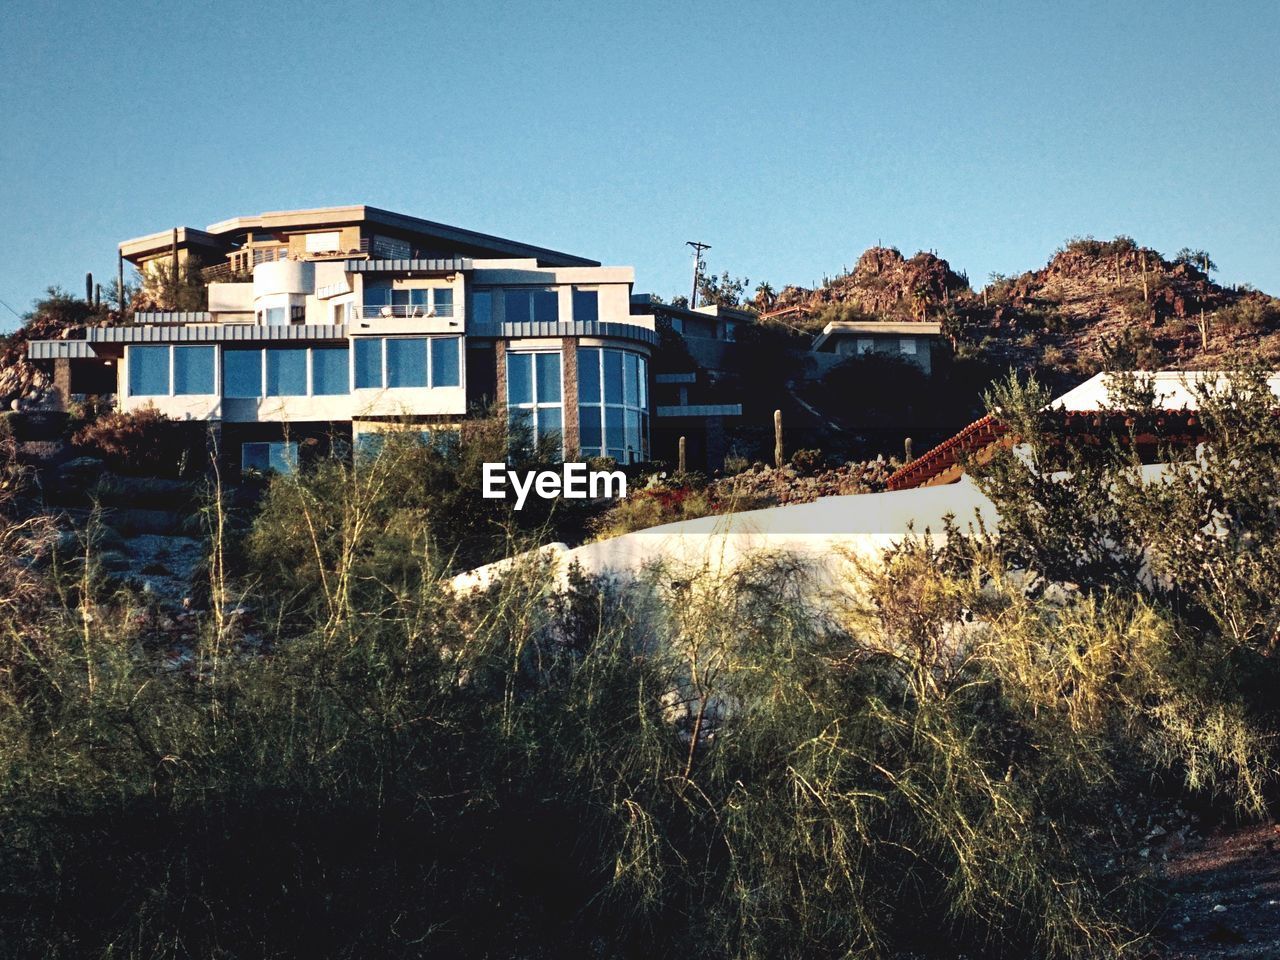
[1,0,1277,330]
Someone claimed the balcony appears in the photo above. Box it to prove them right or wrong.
[352,304,455,320]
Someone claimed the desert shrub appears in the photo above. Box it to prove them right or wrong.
[589,484,721,539]
[788,447,824,473]
[71,407,206,477]
[1215,296,1280,333]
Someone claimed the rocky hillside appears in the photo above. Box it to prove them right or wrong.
[763,236,1280,382]
[769,246,970,328]
[0,292,118,410]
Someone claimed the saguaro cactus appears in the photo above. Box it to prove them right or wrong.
[774,410,784,468]
[678,435,687,474]
[904,436,914,462]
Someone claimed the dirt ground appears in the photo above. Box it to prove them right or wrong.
[1155,821,1280,958]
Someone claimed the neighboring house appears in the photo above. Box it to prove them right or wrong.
[811,321,944,375]
[885,370,1280,490]
[29,205,676,474]
[629,295,749,469]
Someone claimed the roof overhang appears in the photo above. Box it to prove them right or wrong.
[118,227,224,264]
[813,321,943,352]
[205,205,598,268]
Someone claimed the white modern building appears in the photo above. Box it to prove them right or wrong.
[30,206,670,474]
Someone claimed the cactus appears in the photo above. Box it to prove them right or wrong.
[774,410,783,468]
[905,436,914,462]
[678,435,687,474]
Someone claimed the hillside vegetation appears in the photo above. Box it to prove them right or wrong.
[0,369,1277,957]
[763,237,1280,388]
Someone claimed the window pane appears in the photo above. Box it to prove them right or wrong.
[265,307,287,325]
[356,433,385,461]
[579,405,602,449]
[577,348,600,403]
[128,346,170,396]
[535,352,561,403]
[471,291,492,324]
[605,406,624,460]
[533,289,559,322]
[241,442,269,474]
[173,346,214,395]
[431,337,460,387]
[386,338,428,388]
[638,356,648,407]
[623,352,639,406]
[434,288,454,317]
[572,288,599,323]
[537,407,562,445]
[363,282,390,307]
[312,347,350,395]
[223,349,262,398]
[625,409,642,463]
[507,352,532,404]
[603,349,623,404]
[410,288,430,306]
[266,348,307,396]
[269,442,298,474]
[508,406,533,440]
[505,290,530,324]
[354,339,382,389]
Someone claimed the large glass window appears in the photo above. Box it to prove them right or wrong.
[572,288,599,323]
[507,352,532,404]
[578,347,649,463]
[471,290,492,324]
[431,336,460,387]
[172,346,215,395]
[352,337,462,389]
[241,441,298,476]
[312,347,350,395]
[264,307,287,325]
[504,288,559,324]
[128,346,171,397]
[266,348,307,397]
[386,338,428,388]
[535,352,561,403]
[506,351,563,453]
[223,349,262,398]
[354,339,381,389]
[363,283,453,318]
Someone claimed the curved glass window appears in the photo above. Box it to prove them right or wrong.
[578,348,648,462]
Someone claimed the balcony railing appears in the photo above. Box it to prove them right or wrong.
[352,304,455,320]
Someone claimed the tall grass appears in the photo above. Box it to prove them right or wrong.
[0,429,1273,958]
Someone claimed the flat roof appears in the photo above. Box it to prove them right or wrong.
[117,204,597,268]
[813,320,943,351]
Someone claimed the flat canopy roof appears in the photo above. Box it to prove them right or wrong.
[813,320,943,351]
[119,204,599,268]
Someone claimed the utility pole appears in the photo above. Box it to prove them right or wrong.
[686,240,710,308]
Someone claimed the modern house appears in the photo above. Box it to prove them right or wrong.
[29,206,673,474]
[811,321,945,375]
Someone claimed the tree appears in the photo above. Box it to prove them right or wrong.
[697,270,749,308]
[752,282,777,313]
[1173,248,1217,274]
